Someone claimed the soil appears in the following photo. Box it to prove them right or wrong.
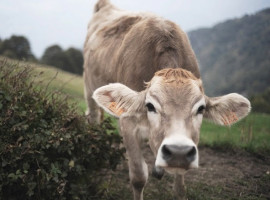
[107,145,270,200]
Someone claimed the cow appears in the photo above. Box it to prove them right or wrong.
[83,0,251,199]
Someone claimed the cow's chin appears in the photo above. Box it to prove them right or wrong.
[157,162,199,176]
[164,167,187,175]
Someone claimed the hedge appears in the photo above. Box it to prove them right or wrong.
[0,58,125,199]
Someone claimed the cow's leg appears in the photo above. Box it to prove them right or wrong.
[84,81,102,124]
[129,154,148,200]
[86,97,103,124]
[120,116,148,200]
[173,174,186,200]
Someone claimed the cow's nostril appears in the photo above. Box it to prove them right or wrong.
[162,145,172,159]
[161,145,197,164]
[186,146,196,162]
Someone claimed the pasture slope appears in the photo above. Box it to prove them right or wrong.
[0,56,86,112]
[1,57,270,199]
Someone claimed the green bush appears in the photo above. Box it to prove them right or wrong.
[0,59,125,199]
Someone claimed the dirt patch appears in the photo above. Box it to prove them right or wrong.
[185,147,270,199]
[107,145,270,200]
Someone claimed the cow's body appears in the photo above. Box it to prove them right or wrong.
[84,0,199,118]
[83,1,251,200]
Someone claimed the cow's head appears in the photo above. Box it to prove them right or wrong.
[93,68,251,175]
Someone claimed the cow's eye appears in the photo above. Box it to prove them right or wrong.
[146,103,156,113]
[197,105,205,114]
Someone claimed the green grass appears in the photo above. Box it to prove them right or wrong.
[1,56,269,154]
[32,63,87,112]
[200,113,270,153]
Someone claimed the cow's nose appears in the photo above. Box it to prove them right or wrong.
[162,145,196,165]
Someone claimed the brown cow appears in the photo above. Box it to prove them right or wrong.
[83,0,251,199]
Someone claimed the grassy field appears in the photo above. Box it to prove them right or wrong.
[0,56,87,112]
[1,57,270,199]
[32,64,87,112]
[1,56,269,154]
[200,113,270,154]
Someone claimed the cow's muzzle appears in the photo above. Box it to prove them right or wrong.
[155,136,199,174]
[161,145,196,169]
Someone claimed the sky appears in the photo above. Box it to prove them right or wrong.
[1,0,270,58]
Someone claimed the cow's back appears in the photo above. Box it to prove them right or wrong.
[83,1,199,93]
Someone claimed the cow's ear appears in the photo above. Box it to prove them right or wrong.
[92,83,140,118]
[204,93,251,126]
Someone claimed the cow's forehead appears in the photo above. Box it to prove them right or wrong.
[146,75,204,108]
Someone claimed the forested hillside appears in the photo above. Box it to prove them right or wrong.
[188,8,270,96]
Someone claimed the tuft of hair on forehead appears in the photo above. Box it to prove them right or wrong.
[145,68,204,92]
[155,68,198,83]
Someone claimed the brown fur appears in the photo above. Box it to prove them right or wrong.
[83,3,199,94]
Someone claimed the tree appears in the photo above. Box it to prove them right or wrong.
[65,48,83,75]
[0,35,36,61]
[41,45,68,71]
[41,45,83,75]
[188,8,270,97]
